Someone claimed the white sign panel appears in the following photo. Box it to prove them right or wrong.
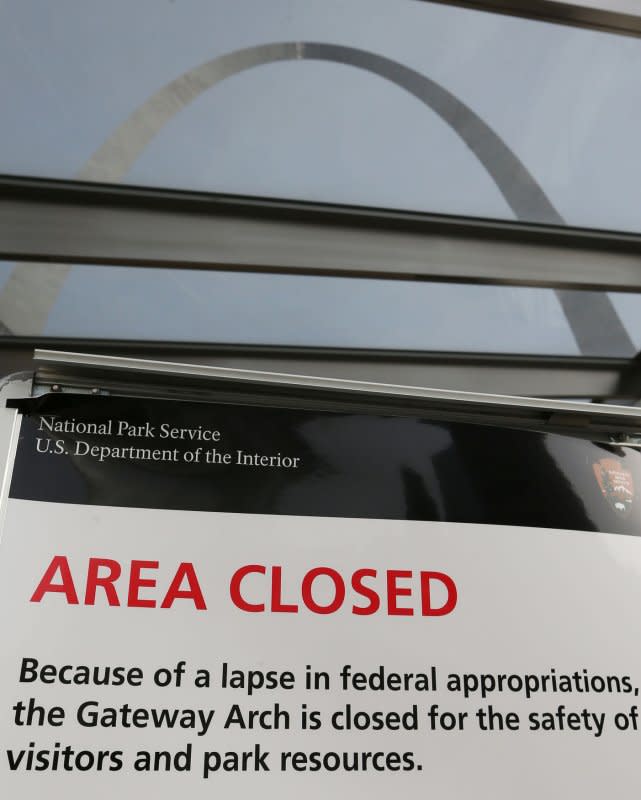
[1,393,640,798]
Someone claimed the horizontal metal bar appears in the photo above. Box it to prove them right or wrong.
[2,178,641,291]
[0,339,628,401]
[427,1,641,38]
[26,349,641,442]
[0,337,626,364]
[32,349,617,415]
[5,175,641,253]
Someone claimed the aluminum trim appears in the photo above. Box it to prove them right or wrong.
[32,349,641,421]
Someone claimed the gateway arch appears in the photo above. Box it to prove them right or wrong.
[0,42,632,354]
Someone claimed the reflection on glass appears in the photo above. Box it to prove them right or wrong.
[0,261,588,355]
[3,1,641,231]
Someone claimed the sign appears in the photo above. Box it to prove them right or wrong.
[1,392,641,798]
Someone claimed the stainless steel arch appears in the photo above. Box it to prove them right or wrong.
[79,42,562,223]
[0,41,634,357]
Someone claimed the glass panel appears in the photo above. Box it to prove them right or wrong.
[3,1,641,231]
[0,261,583,355]
[609,293,641,352]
